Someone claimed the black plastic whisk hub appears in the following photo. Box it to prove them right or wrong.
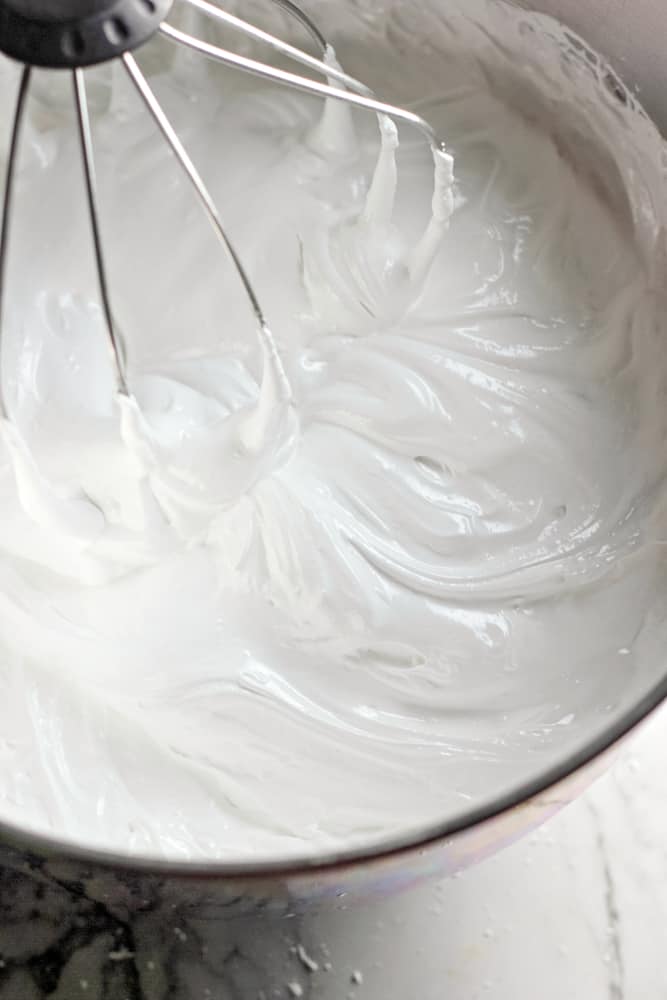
[0,0,173,69]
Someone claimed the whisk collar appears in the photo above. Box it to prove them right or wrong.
[0,0,173,69]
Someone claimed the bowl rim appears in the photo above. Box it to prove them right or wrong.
[2,675,665,879]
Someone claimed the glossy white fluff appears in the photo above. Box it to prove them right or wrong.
[0,0,665,860]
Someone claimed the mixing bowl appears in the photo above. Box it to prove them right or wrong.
[0,2,665,997]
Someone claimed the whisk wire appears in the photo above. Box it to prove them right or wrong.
[182,0,367,91]
[72,68,129,398]
[159,20,443,154]
[121,51,271,341]
[0,0,443,434]
[262,0,326,52]
[0,65,31,420]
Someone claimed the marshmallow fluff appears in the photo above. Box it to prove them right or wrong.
[0,0,665,861]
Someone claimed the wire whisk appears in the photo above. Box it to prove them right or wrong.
[0,0,453,536]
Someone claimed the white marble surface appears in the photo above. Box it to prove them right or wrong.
[303,704,667,1000]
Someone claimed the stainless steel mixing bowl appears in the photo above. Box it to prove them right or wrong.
[0,2,665,997]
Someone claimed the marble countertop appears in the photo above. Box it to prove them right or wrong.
[304,704,667,1000]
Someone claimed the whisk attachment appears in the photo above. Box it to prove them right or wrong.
[0,0,455,540]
